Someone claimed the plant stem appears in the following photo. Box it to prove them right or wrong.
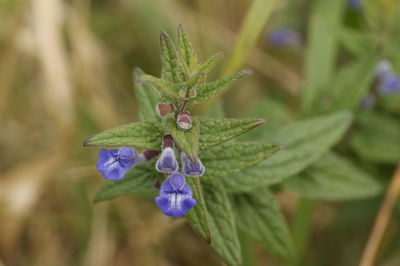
[290,197,316,266]
[359,164,400,266]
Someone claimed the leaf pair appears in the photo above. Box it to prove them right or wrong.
[84,117,266,161]
[139,27,251,107]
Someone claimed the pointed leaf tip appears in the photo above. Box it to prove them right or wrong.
[240,69,253,76]
[160,30,167,38]
[256,118,267,125]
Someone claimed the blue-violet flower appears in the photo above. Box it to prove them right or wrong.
[267,27,301,48]
[155,135,179,173]
[375,59,393,80]
[181,152,205,176]
[379,75,400,94]
[155,173,197,217]
[96,147,137,180]
[348,0,362,10]
[361,94,376,109]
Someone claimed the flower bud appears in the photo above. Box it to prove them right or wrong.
[177,111,192,130]
[181,151,205,176]
[155,135,179,173]
[156,103,175,117]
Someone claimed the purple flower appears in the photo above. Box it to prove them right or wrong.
[379,75,400,94]
[267,28,301,48]
[375,60,393,80]
[361,94,376,109]
[156,135,179,173]
[156,147,179,173]
[181,152,205,176]
[155,173,197,217]
[96,147,137,180]
[348,0,362,10]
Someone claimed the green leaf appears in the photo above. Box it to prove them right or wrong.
[160,30,186,83]
[185,177,211,243]
[284,152,383,200]
[93,160,161,203]
[224,0,277,74]
[139,74,185,100]
[197,52,224,74]
[197,117,266,149]
[133,68,160,121]
[191,70,252,105]
[239,97,293,140]
[335,27,375,57]
[232,188,294,261]
[177,24,198,74]
[200,141,282,182]
[84,121,164,150]
[326,55,379,112]
[350,111,400,163]
[301,0,345,114]
[221,111,353,193]
[204,181,242,266]
[165,118,200,160]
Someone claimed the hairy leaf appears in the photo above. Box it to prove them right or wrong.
[204,181,242,266]
[221,111,353,193]
[197,117,266,149]
[232,188,294,261]
[177,24,198,74]
[239,97,293,140]
[139,74,185,99]
[165,118,200,160]
[197,52,224,74]
[185,177,211,243]
[84,121,164,150]
[191,70,252,105]
[284,152,383,200]
[93,161,161,203]
[133,68,160,121]
[160,30,186,83]
[200,142,282,182]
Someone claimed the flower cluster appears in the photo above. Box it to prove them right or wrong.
[375,60,400,94]
[96,127,205,217]
[154,134,204,217]
[362,59,400,109]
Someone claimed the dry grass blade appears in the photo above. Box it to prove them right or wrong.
[360,164,400,266]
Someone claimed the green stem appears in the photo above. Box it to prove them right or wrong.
[239,231,256,266]
[290,198,316,266]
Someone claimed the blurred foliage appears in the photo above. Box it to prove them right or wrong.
[0,0,399,266]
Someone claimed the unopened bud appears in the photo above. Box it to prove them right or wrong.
[179,89,187,98]
[156,103,175,117]
[181,152,205,176]
[189,88,197,98]
[177,111,192,130]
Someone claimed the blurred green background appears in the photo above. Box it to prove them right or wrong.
[0,0,399,265]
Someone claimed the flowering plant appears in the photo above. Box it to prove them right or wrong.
[84,25,284,265]
[83,25,385,265]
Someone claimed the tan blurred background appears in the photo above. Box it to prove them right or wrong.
[0,0,295,265]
